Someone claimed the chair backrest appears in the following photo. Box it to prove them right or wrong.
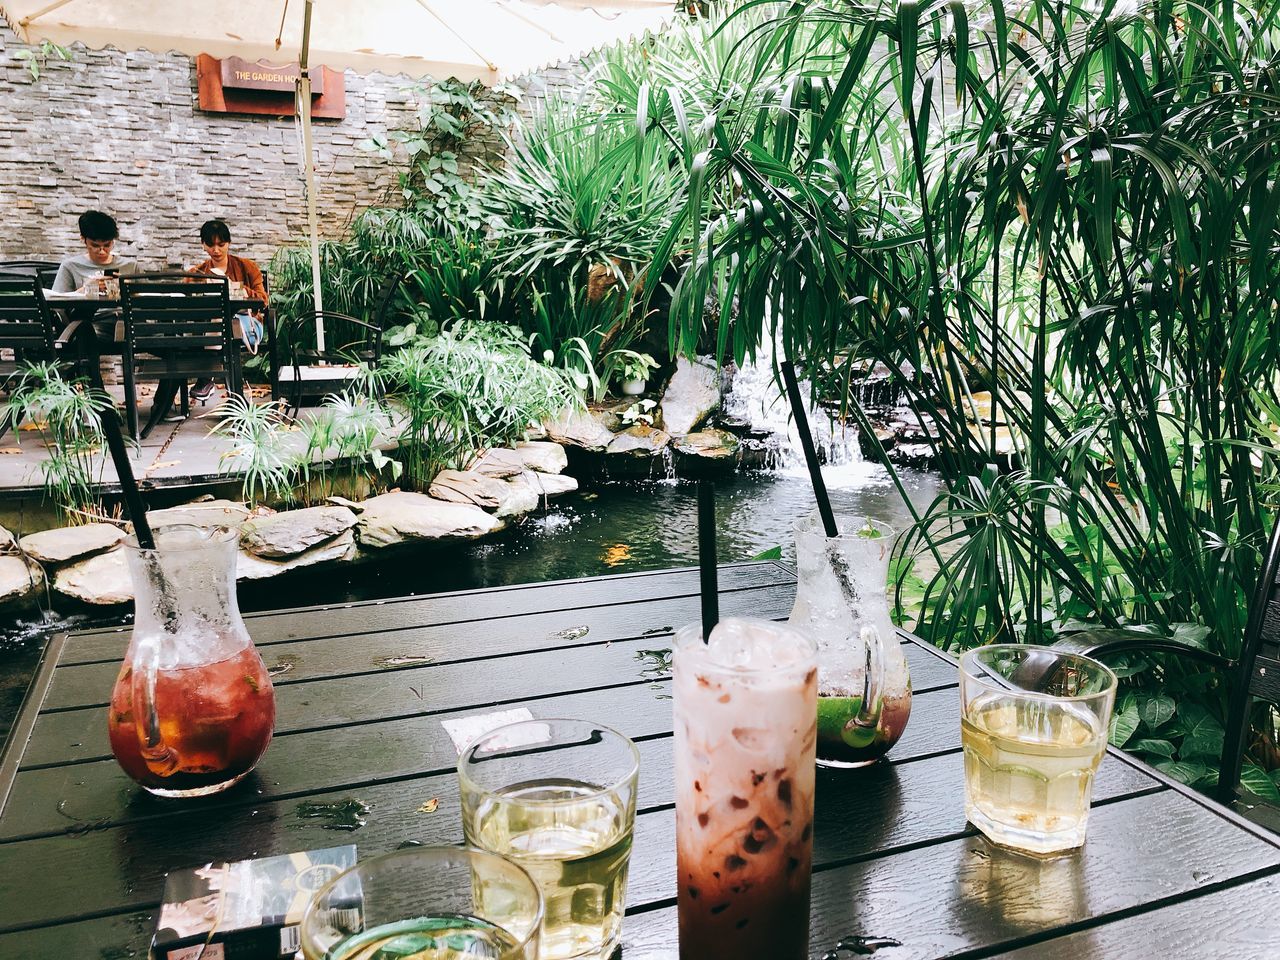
[0,275,56,358]
[371,272,404,329]
[0,260,60,280]
[120,272,231,356]
[1223,517,1280,800]
[292,310,380,363]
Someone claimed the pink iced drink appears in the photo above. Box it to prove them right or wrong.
[673,617,818,960]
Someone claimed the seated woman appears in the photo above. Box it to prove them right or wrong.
[188,219,268,400]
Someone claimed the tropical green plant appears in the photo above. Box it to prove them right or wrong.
[359,77,521,232]
[209,395,298,506]
[605,349,660,388]
[641,0,1280,788]
[2,363,112,522]
[378,321,580,490]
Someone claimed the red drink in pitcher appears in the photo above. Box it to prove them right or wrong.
[108,524,275,798]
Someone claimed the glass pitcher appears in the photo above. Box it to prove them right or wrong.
[108,524,275,797]
[788,512,911,767]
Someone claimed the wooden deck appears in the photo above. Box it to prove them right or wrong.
[0,562,1278,958]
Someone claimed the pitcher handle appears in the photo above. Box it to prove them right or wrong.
[855,622,886,731]
[131,634,179,776]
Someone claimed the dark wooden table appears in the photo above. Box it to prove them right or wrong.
[0,562,1277,958]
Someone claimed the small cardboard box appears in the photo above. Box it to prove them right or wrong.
[151,845,358,960]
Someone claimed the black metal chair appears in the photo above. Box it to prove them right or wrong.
[278,310,383,415]
[119,272,241,438]
[269,273,401,406]
[1054,520,1280,831]
[0,275,94,436]
[0,259,61,280]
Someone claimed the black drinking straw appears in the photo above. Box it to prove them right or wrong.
[697,478,719,641]
[100,407,154,549]
[780,360,839,538]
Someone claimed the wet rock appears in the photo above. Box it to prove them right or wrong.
[237,530,357,581]
[498,473,580,518]
[496,477,540,519]
[605,426,672,480]
[53,548,132,605]
[660,357,721,436]
[892,442,936,469]
[429,470,510,511]
[19,523,125,565]
[545,408,617,452]
[514,441,568,474]
[356,492,499,549]
[147,498,250,530]
[240,506,359,560]
[672,429,740,477]
[0,555,45,609]
[472,448,524,478]
[607,425,671,458]
[0,526,14,550]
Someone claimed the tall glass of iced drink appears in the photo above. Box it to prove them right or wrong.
[673,616,818,960]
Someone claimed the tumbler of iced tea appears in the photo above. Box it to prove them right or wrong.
[673,617,818,960]
[108,524,275,798]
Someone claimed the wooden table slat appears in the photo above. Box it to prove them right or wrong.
[61,562,794,659]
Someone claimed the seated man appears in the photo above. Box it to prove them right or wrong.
[52,210,137,293]
[189,218,268,400]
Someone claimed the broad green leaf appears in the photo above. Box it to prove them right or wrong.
[1137,693,1176,729]
[752,546,783,561]
[1108,702,1140,748]
[1154,760,1211,785]
[1129,738,1176,759]
[1240,765,1280,803]
[1175,705,1225,761]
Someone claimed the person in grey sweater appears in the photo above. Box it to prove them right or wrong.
[51,210,137,292]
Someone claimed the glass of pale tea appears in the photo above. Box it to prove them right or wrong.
[960,644,1117,857]
[458,718,640,960]
[299,846,543,960]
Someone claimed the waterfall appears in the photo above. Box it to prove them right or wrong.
[722,334,886,488]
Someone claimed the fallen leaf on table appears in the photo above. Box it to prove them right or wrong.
[416,798,440,814]
[147,460,182,470]
[0,447,21,455]
[19,421,46,431]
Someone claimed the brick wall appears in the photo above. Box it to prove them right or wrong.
[0,21,519,270]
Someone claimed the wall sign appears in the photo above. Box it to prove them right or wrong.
[197,55,345,119]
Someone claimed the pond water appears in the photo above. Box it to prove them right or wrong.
[0,462,939,739]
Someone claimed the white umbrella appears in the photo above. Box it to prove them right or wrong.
[4,0,677,348]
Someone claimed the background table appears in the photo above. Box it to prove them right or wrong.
[0,562,1277,957]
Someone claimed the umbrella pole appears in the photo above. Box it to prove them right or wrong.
[296,0,325,353]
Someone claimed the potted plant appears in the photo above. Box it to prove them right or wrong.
[609,350,659,396]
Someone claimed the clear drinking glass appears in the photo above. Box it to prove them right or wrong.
[673,617,818,960]
[960,644,1117,856]
[299,846,544,960]
[458,718,640,960]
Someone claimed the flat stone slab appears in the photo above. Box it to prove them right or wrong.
[18,523,125,565]
[429,470,511,511]
[0,555,45,608]
[514,441,568,474]
[501,473,578,519]
[356,492,499,549]
[147,499,251,530]
[607,425,671,457]
[673,429,741,459]
[545,409,616,452]
[660,357,721,436]
[240,506,359,559]
[237,529,357,580]
[53,548,132,605]
[472,449,524,478]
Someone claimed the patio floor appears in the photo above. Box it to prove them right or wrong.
[0,383,393,493]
